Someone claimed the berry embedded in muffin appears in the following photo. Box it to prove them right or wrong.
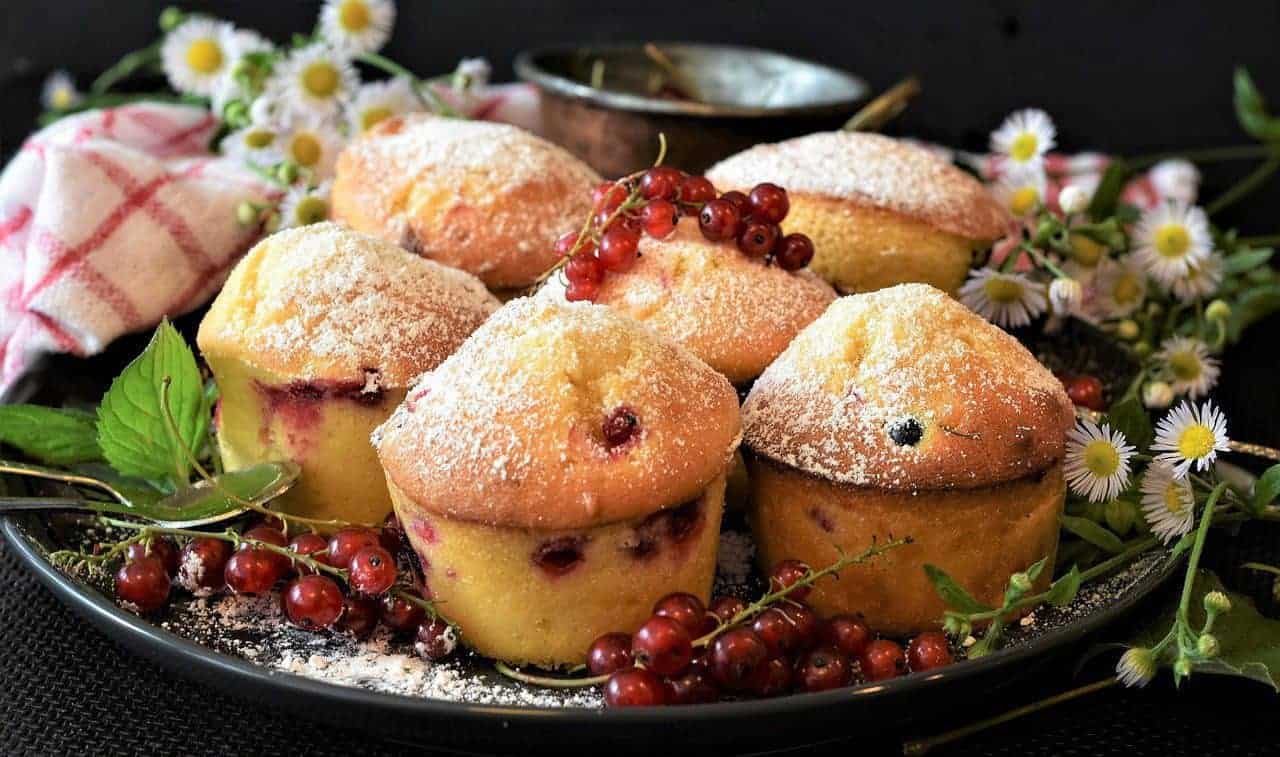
[374,297,742,666]
[197,223,499,527]
[707,132,1010,296]
[331,114,601,294]
[741,284,1075,634]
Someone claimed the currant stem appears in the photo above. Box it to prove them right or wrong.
[495,661,609,688]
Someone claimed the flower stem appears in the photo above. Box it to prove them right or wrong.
[90,41,162,95]
[1206,154,1280,216]
[1237,233,1280,247]
[355,52,461,118]
[1177,484,1225,627]
[1127,144,1274,170]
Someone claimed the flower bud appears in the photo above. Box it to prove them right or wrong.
[1010,572,1033,594]
[1059,185,1090,215]
[1197,633,1220,659]
[1203,590,1232,615]
[276,162,299,184]
[222,100,250,129]
[1068,233,1106,266]
[235,201,259,227]
[231,59,258,83]
[1206,299,1231,322]
[1033,218,1058,245]
[1049,278,1083,314]
[1133,341,1153,358]
[158,6,185,32]
[1105,498,1137,536]
[1143,381,1174,409]
[1116,647,1157,688]
[1173,657,1193,679]
[1146,301,1165,317]
[1116,319,1140,340]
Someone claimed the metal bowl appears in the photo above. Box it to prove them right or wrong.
[515,43,867,177]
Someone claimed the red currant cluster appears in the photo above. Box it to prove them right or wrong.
[556,166,815,302]
[111,513,457,661]
[588,559,954,707]
[1058,373,1105,412]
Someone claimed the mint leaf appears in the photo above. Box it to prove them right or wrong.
[1107,395,1153,452]
[1060,514,1126,554]
[1045,566,1082,607]
[0,405,102,465]
[97,320,209,487]
[1234,67,1280,142]
[1225,247,1273,275]
[1252,464,1280,516]
[1228,284,1280,343]
[924,563,994,614]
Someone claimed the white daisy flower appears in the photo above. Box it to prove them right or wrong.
[1088,256,1147,320]
[1143,381,1175,410]
[959,268,1047,328]
[347,77,419,135]
[453,57,492,91]
[1140,462,1195,543]
[319,0,396,54]
[1132,201,1212,288]
[220,125,283,167]
[266,43,359,121]
[229,27,275,58]
[1064,418,1136,502]
[1116,647,1158,688]
[1049,277,1083,315]
[278,120,345,180]
[1152,400,1230,478]
[990,108,1056,166]
[1154,337,1221,399]
[41,70,81,111]
[1168,251,1223,303]
[249,95,279,126]
[161,17,237,97]
[991,164,1047,218]
[1149,159,1200,205]
[278,181,332,229]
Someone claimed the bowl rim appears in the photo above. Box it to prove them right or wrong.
[514,42,868,118]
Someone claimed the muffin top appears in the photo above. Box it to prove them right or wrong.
[374,297,742,530]
[707,131,1009,242]
[331,114,600,289]
[540,217,836,384]
[197,223,499,387]
[742,283,1073,491]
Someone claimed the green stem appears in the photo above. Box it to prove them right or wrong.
[1242,561,1280,577]
[1178,484,1226,625]
[90,42,162,95]
[1127,144,1274,170]
[1238,233,1280,247]
[1206,155,1280,216]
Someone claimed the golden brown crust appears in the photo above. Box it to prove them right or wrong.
[706,131,1009,242]
[742,284,1074,490]
[539,217,836,384]
[197,223,499,388]
[374,297,742,530]
[331,114,600,290]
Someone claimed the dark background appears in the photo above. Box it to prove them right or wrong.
[3,2,1280,755]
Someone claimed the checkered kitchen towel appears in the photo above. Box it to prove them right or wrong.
[0,103,277,398]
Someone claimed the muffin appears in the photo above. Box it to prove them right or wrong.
[374,297,741,666]
[707,132,1009,295]
[741,284,1074,634]
[331,114,601,293]
[541,216,836,386]
[197,223,499,526]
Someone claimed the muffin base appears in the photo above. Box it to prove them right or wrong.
[390,475,726,667]
[746,456,1063,634]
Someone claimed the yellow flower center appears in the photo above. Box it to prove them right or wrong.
[293,196,329,226]
[1113,275,1142,305]
[360,106,393,132]
[1163,484,1187,515]
[339,0,372,32]
[1009,132,1039,162]
[186,39,224,75]
[1168,350,1202,381]
[243,129,274,149]
[51,88,74,110]
[1154,223,1191,259]
[1177,424,1216,460]
[302,62,341,98]
[1069,233,1105,266]
[1082,439,1120,478]
[1009,186,1040,216]
[289,133,322,167]
[983,276,1024,304]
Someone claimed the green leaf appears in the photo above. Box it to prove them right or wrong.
[1227,284,1280,342]
[1087,161,1131,221]
[1045,565,1082,607]
[1060,514,1126,554]
[1106,395,1154,452]
[1225,247,1273,274]
[96,320,209,487]
[1234,67,1280,142]
[0,405,102,465]
[1024,555,1049,583]
[924,564,994,614]
[1253,464,1280,515]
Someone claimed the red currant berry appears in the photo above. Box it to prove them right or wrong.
[565,250,604,286]
[631,616,693,676]
[698,198,742,242]
[414,618,458,660]
[747,656,793,698]
[241,524,290,572]
[776,603,821,650]
[640,166,683,201]
[327,527,381,570]
[767,559,812,601]
[287,532,330,575]
[604,668,667,707]
[224,547,285,594]
[719,190,751,218]
[678,175,717,205]
[592,181,628,213]
[906,631,954,672]
[708,595,746,625]
[337,594,381,639]
[565,278,601,302]
[773,233,815,271]
[795,647,852,692]
[176,537,230,595]
[751,607,802,659]
[348,545,398,596]
[554,230,582,258]
[664,668,720,705]
[126,538,179,576]
[748,183,790,224]
[587,632,634,676]
[822,615,872,658]
[641,199,679,239]
[283,575,344,630]
[1062,374,1105,412]
[381,590,427,634]
[738,222,781,258]
[598,227,641,273]
[710,627,768,691]
[114,555,171,613]
[653,592,711,636]
[860,639,906,682]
